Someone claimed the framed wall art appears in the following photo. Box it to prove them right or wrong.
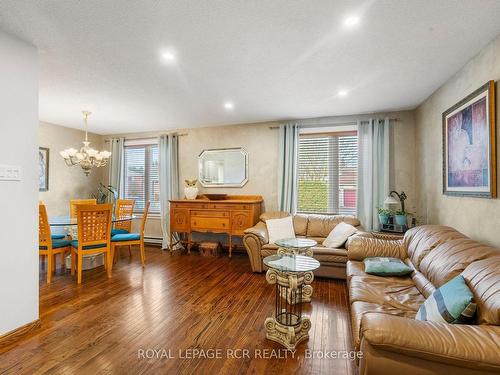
[39,147,49,191]
[442,80,496,198]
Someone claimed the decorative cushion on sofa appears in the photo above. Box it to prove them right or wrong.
[266,216,295,244]
[415,275,476,324]
[323,222,358,248]
[363,257,413,276]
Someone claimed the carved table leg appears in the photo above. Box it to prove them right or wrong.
[264,268,312,350]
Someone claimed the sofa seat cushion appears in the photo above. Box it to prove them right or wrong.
[350,301,418,350]
[349,275,425,312]
[347,261,367,279]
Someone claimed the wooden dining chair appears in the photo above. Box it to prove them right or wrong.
[39,200,67,240]
[110,201,150,269]
[112,199,135,236]
[70,199,97,218]
[39,203,71,283]
[70,203,112,284]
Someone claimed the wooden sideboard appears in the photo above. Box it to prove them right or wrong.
[169,195,263,257]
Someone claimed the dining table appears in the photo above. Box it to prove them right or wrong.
[49,215,136,227]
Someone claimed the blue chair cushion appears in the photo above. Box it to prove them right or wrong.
[111,228,129,236]
[40,239,70,250]
[111,233,140,242]
[51,234,66,240]
[70,240,107,250]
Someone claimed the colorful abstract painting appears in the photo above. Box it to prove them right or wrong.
[443,81,496,198]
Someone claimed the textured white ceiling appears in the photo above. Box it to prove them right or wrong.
[1,0,500,134]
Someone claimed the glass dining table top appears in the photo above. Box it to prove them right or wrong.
[49,215,136,226]
[263,254,320,273]
[274,238,318,249]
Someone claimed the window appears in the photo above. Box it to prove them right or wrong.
[297,130,358,215]
[123,143,160,214]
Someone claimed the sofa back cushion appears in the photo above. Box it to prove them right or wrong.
[306,214,360,237]
[461,256,500,325]
[404,225,466,269]
[418,238,499,288]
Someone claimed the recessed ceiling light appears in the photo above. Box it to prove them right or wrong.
[224,101,234,110]
[338,90,348,97]
[343,16,360,28]
[161,50,176,63]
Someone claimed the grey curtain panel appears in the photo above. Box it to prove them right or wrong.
[277,123,300,213]
[158,133,182,250]
[357,118,391,231]
[108,137,124,198]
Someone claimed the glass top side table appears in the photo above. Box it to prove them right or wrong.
[275,238,317,257]
[263,254,320,350]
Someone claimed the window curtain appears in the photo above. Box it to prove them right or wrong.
[158,134,182,250]
[357,118,391,231]
[277,123,299,213]
[108,138,124,198]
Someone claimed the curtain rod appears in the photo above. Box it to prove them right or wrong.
[103,133,188,142]
[268,118,400,129]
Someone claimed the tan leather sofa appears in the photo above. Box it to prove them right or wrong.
[346,225,500,375]
[243,211,364,279]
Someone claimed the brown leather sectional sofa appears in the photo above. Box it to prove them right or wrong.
[243,211,364,279]
[347,225,500,375]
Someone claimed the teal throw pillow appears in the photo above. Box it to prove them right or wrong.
[416,275,476,324]
[363,257,413,276]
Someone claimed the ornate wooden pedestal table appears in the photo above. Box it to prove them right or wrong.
[263,254,320,350]
[275,238,317,303]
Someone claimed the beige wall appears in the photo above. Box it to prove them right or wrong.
[415,34,500,247]
[104,112,416,239]
[39,121,104,215]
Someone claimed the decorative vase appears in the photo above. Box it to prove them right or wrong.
[378,214,390,225]
[395,214,407,226]
[184,186,198,200]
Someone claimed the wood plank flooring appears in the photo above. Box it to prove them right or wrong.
[0,247,357,375]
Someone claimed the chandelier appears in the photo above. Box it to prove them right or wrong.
[59,111,111,176]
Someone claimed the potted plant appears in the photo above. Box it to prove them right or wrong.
[377,207,391,225]
[394,209,408,226]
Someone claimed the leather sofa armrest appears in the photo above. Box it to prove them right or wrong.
[346,236,407,261]
[243,221,268,273]
[243,221,269,244]
[360,313,500,371]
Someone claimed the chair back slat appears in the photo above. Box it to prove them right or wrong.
[114,199,135,232]
[70,199,97,218]
[39,203,52,248]
[140,201,150,238]
[76,204,112,246]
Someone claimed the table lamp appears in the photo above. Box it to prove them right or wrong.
[384,191,407,212]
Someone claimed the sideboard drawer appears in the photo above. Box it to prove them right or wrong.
[191,217,230,230]
[191,210,229,218]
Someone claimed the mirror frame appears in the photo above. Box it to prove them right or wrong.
[198,148,249,188]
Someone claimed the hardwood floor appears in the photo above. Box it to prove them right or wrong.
[0,247,357,375]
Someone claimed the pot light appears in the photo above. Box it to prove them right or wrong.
[224,101,234,110]
[344,16,360,28]
[161,50,176,63]
[338,90,348,97]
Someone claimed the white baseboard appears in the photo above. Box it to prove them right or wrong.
[144,236,163,245]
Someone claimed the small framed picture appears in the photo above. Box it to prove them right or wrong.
[39,147,49,191]
[442,80,496,198]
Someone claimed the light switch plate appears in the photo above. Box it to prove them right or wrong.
[0,165,22,181]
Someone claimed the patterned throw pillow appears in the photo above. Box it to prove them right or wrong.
[363,257,413,276]
[416,275,476,324]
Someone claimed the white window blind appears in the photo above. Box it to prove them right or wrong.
[297,131,358,215]
[123,143,160,214]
